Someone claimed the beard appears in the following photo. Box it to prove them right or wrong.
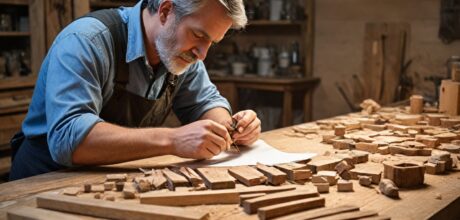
[155,21,197,75]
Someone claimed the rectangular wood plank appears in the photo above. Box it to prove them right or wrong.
[36,193,209,220]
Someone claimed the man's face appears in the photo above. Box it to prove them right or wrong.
[155,0,233,75]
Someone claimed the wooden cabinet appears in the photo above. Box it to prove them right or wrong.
[0,0,45,145]
[0,0,46,179]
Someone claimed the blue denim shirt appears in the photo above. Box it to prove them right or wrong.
[21,1,231,167]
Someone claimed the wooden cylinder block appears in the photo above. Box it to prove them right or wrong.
[410,95,423,114]
[383,161,425,188]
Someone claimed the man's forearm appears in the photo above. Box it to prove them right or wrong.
[72,122,173,165]
[199,107,232,124]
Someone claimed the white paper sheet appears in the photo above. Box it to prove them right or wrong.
[186,139,316,167]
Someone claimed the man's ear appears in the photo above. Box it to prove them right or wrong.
[158,0,174,25]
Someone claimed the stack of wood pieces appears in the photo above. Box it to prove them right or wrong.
[241,189,325,220]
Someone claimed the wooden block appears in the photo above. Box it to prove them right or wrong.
[334,154,357,166]
[162,168,190,191]
[401,141,427,149]
[359,176,373,186]
[396,114,422,125]
[383,161,425,188]
[377,146,390,155]
[62,187,80,196]
[105,195,115,201]
[322,134,337,144]
[105,173,127,182]
[357,118,376,125]
[389,145,429,156]
[258,197,326,220]
[115,181,124,191]
[256,163,287,185]
[425,162,444,175]
[93,193,103,200]
[272,205,359,220]
[386,124,409,132]
[238,185,297,195]
[410,95,424,114]
[196,167,235,189]
[440,118,460,129]
[83,184,91,193]
[332,139,355,150]
[228,166,267,186]
[104,182,115,191]
[343,121,361,130]
[274,162,308,180]
[7,206,86,220]
[243,190,319,214]
[415,136,439,148]
[307,158,342,173]
[123,183,136,199]
[140,189,240,206]
[379,179,399,198]
[355,142,379,153]
[316,171,339,186]
[240,193,266,206]
[334,161,352,175]
[292,169,312,180]
[134,176,153,192]
[337,179,353,192]
[350,168,382,184]
[438,144,460,153]
[439,80,460,116]
[314,183,330,193]
[362,124,387,131]
[151,169,167,189]
[91,185,104,193]
[350,150,370,163]
[312,210,379,220]
[334,125,346,136]
[178,167,204,187]
[36,192,209,220]
[426,114,448,126]
[434,132,458,143]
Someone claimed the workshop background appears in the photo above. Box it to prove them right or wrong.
[0,0,459,180]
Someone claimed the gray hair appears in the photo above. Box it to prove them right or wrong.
[146,0,247,29]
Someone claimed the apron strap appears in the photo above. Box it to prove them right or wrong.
[83,9,129,86]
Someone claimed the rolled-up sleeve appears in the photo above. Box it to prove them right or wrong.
[173,61,231,124]
[45,33,108,166]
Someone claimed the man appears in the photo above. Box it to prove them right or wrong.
[9,0,261,180]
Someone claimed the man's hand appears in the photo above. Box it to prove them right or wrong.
[230,110,261,146]
[170,120,232,159]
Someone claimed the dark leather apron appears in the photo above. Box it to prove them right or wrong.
[9,8,177,180]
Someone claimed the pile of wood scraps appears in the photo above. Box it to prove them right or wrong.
[284,97,460,200]
[6,160,392,219]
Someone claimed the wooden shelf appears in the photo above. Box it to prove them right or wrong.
[90,0,136,8]
[0,0,28,6]
[0,76,36,90]
[0,105,28,115]
[0,32,30,37]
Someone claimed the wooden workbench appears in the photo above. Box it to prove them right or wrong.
[0,114,459,219]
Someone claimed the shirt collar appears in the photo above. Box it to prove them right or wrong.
[120,0,147,63]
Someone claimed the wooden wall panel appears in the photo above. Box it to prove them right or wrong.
[313,0,460,120]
